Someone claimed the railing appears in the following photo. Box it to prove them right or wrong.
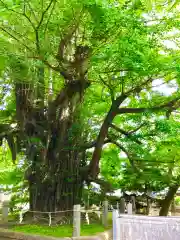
[113,210,180,240]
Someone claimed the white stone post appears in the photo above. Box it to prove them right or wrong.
[2,200,9,223]
[127,202,132,215]
[73,204,81,237]
[113,209,120,240]
[102,200,108,228]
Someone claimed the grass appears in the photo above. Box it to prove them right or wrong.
[11,212,112,238]
[12,223,109,238]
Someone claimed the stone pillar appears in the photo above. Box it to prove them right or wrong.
[2,200,9,223]
[127,202,132,215]
[102,200,108,228]
[73,204,81,237]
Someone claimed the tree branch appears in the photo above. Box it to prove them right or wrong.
[79,139,111,150]
[26,1,39,23]
[80,139,111,150]
[108,136,136,170]
[37,0,55,30]
[22,1,36,30]
[44,0,56,34]
[117,97,180,114]
[0,0,21,15]
[128,123,146,134]
[92,178,113,191]
[89,94,128,178]
[29,56,59,71]
[0,27,34,52]
[110,123,142,144]
[99,75,114,101]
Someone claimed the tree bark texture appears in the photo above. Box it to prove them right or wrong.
[159,185,179,216]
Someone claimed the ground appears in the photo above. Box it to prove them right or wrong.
[11,212,112,238]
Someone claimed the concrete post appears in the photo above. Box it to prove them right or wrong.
[127,202,132,215]
[2,200,9,223]
[73,204,81,237]
[102,200,108,228]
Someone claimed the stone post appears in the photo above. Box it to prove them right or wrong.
[73,204,81,237]
[127,202,132,215]
[2,200,9,223]
[102,200,108,228]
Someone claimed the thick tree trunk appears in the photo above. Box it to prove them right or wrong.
[14,42,92,213]
[29,167,83,212]
[21,80,89,212]
[28,110,85,212]
[159,185,179,216]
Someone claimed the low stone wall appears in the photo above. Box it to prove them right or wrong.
[0,228,112,240]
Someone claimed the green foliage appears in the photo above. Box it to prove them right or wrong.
[175,196,180,206]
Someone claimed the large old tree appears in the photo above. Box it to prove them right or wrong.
[0,0,180,212]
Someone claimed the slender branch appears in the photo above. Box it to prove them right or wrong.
[92,178,113,190]
[108,136,136,169]
[3,26,34,45]
[37,0,55,30]
[30,56,59,71]
[110,123,142,144]
[44,0,56,34]
[26,1,39,23]
[100,69,130,74]
[125,77,153,96]
[128,123,146,134]
[117,97,180,114]
[79,139,111,150]
[0,0,22,15]
[1,25,58,71]
[22,1,36,30]
[0,27,33,52]
[0,0,36,30]
[99,75,114,101]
